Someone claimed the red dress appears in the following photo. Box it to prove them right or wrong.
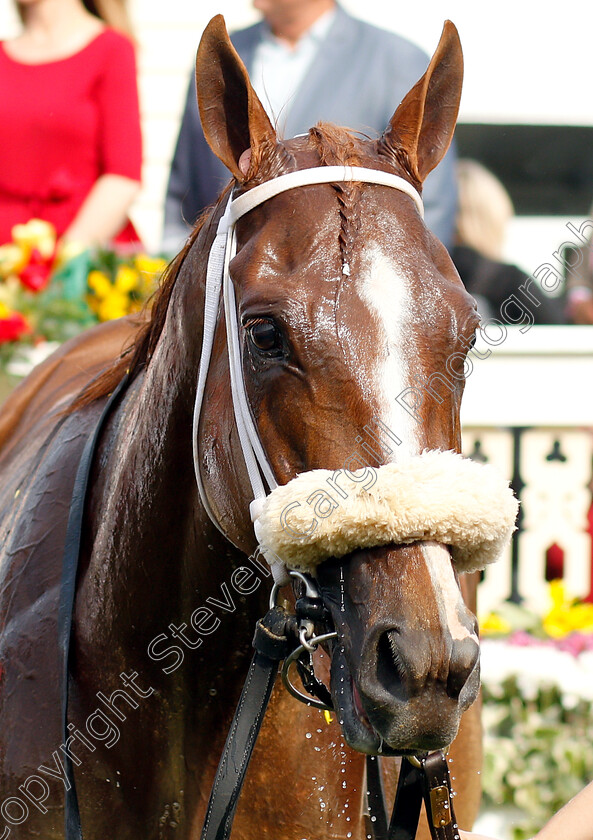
[0,28,142,246]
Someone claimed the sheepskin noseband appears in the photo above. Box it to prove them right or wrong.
[253,450,518,575]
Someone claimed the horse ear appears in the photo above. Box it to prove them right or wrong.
[196,15,279,182]
[382,20,463,184]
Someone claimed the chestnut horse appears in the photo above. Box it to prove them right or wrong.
[0,17,485,840]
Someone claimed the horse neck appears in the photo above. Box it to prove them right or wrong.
[230,680,369,839]
[78,224,267,658]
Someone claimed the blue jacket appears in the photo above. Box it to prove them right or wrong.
[163,6,458,251]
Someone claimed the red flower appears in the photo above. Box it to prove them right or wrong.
[18,247,54,292]
[0,311,30,344]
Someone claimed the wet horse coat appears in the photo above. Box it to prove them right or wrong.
[0,17,492,839]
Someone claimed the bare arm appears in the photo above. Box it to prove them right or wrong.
[63,174,140,247]
[459,780,593,840]
[531,780,593,840]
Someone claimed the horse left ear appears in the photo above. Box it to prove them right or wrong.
[382,20,463,184]
[196,15,280,182]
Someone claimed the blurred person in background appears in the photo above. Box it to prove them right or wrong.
[0,0,142,250]
[451,158,564,324]
[564,207,593,324]
[163,0,458,254]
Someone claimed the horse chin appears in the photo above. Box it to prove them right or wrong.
[329,639,478,757]
[328,645,425,757]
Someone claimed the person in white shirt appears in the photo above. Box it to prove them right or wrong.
[162,0,459,254]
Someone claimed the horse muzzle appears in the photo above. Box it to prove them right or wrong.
[318,543,481,755]
[253,450,516,754]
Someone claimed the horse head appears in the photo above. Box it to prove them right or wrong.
[189,17,515,757]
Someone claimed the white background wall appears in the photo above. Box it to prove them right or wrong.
[2,1,593,260]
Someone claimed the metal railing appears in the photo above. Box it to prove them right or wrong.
[460,325,593,614]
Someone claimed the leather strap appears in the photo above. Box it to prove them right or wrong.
[366,755,389,840]
[58,375,129,840]
[366,752,458,840]
[200,608,297,840]
[200,649,277,840]
[386,757,425,840]
[419,751,459,840]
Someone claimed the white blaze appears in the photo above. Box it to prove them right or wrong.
[358,247,474,644]
[423,542,478,643]
[358,243,420,458]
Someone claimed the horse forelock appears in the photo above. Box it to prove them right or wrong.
[307,123,366,272]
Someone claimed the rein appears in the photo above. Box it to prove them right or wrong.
[59,375,129,840]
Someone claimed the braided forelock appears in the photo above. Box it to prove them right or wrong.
[308,123,364,273]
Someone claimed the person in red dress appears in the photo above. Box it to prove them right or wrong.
[0,0,142,248]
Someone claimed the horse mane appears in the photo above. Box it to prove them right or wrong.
[69,123,367,413]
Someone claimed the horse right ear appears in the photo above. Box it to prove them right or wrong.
[196,15,280,182]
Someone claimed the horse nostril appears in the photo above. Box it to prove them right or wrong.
[376,629,408,700]
[447,637,480,697]
[375,629,479,703]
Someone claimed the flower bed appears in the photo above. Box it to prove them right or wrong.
[479,583,593,839]
[0,219,167,378]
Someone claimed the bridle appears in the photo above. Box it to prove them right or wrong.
[191,164,424,584]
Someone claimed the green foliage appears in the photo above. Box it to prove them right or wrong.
[15,288,95,345]
[482,676,593,839]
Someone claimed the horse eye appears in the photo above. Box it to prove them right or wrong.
[246,319,283,354]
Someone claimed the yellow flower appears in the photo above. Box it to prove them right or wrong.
[568,603,593,633]
[541,580,593,637]
[87,270,113,300]
[114,265,139,294]
[11,219,56,260]
[548,579,565,609]
[480,612,512,636]
[134,253,166,295]
[0,301,11,319]
[134,254,167,275]
[98,291,129,322]
[0,276,21,310]
[543,613,571,639]
[0,243,28,278]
